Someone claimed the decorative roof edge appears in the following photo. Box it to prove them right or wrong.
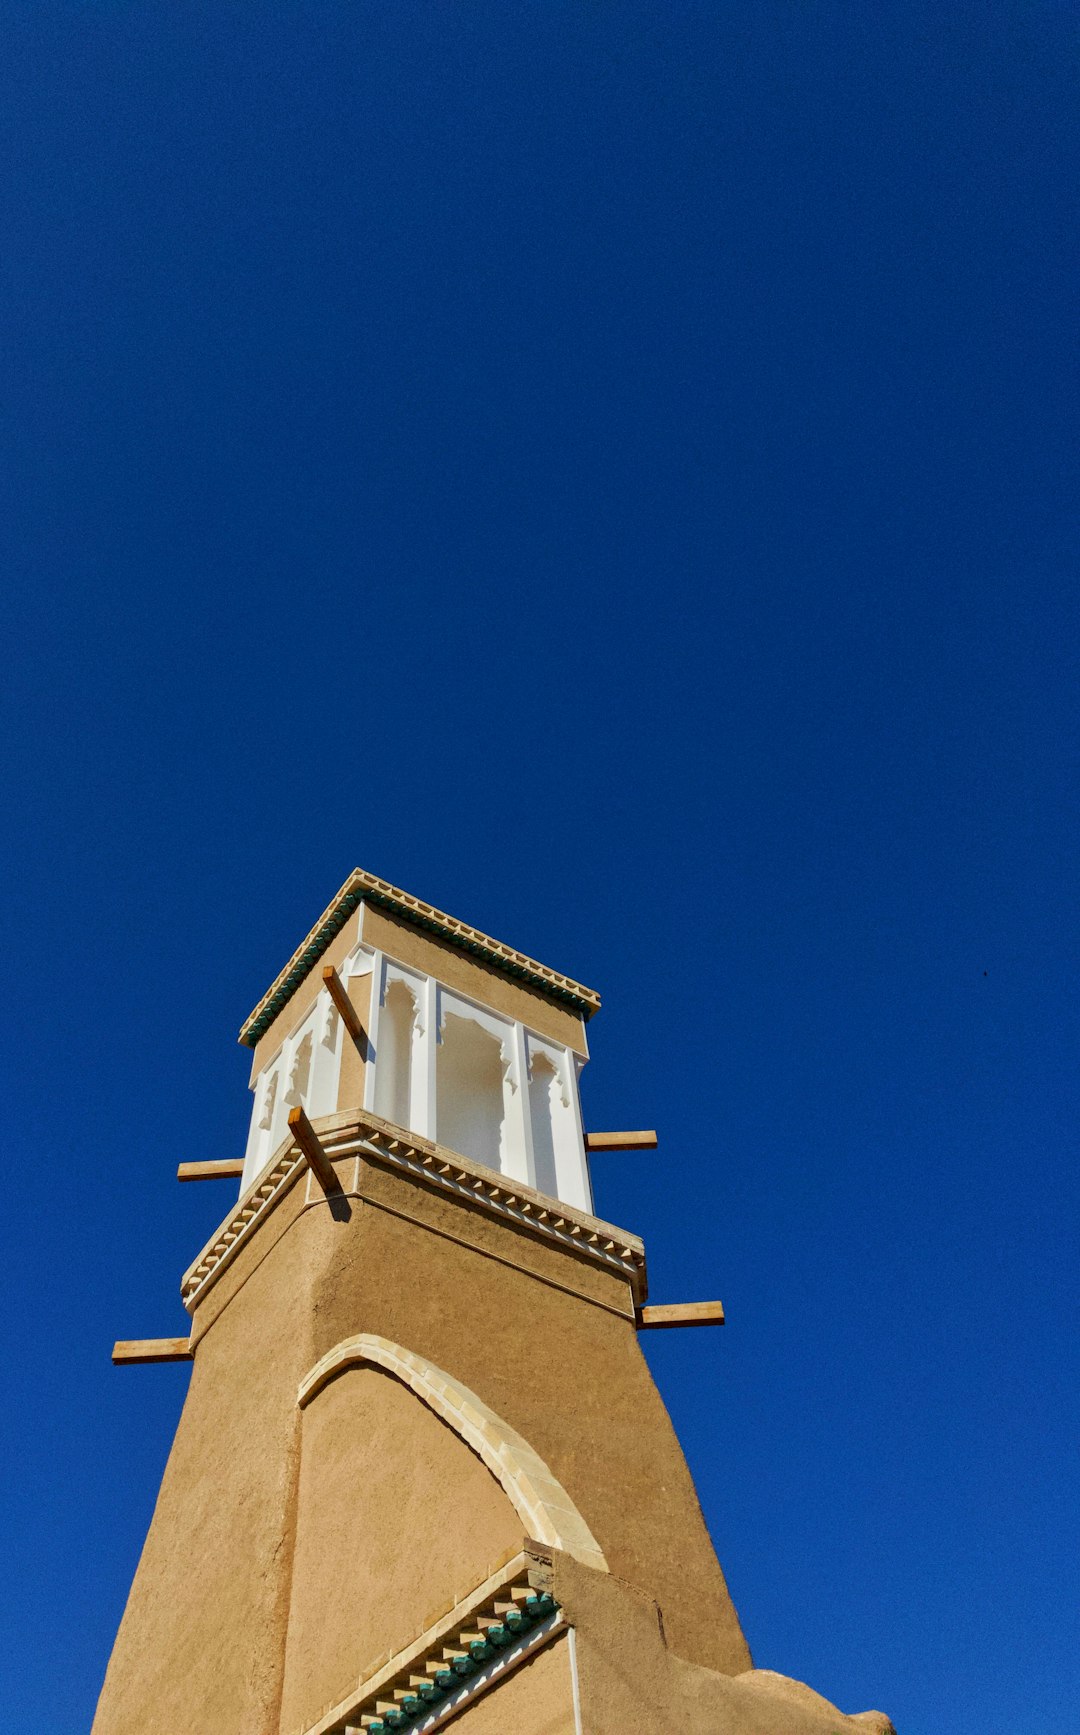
[181,1108,647,1313]
[238,868,602,1048]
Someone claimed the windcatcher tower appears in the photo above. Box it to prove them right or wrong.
[96,871,894,1735]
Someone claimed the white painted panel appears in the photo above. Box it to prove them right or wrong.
[526,1036,592,1212]
[374,976,417,1130]
[307,990,342,1120]
[436,1008,508,1172]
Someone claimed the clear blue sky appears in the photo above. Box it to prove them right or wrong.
[1,5,1076,1732]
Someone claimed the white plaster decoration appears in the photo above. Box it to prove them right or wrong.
[373,976,417,1130]
[258,1071,278,1131]
[284,1031,313,1108]
[430,987,535,1178]
[361,951,384,1113]
[566,1052,594,1216]
[339,937,376,981]
[527,1050,561,1202]
[554,1050,572,1109]
[435,986,512,1049]
[240,1067,277,1192]
[510,1018,537,1190]
[367,958,432,1138]
[525,1036,591,1213]
[414,974,438,1140]
[242,934,592,1210]
[436,1011,508,1173]
[245,1005,327,1187]
[241,969,593,1211]
[308,992,342,1120]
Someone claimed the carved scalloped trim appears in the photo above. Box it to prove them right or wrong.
[179,1111,647,1314]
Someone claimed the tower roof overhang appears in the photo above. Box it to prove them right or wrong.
[238,867,602,1049]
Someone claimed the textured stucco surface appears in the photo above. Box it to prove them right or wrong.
[95,1150,767,1733]
[279,1366,521,1734]
[92,1191,321,1734]
[302,1161,751,1675]
[447,1634,576,1735]
[552,1555,894,1735]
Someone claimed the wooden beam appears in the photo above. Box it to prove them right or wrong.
[636,1301,725,1330]
[584,1130,658,1152]
[177,1159,245,1182]
[322,964,368,1047]
[288,1105,339,1194]
[112,1337,193,1365]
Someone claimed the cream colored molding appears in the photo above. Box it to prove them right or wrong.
[238,867,602,1049]
[181,1109,647,1314]
[181,1135,308,1308]
[299,1333,608,1573]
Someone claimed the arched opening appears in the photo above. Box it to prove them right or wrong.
[528,1051,561,1199]
[284,1031,312,1107]
[436,1012,507,1170]
[374,977,416,1131]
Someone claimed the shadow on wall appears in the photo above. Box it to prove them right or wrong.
[436,1013,506,1170]
[528,1051,560,1198]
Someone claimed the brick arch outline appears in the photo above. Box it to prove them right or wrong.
[298,1333,608,1573]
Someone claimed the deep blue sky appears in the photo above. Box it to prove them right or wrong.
[1,5,1076,1731]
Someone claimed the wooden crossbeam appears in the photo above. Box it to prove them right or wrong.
[112,1337,194,1365]
[636,1301,725,1330]
[288,1105,339,1194]
[584,1130,658,1152]
[322,964,368,1046]
[177,1159,245,1182]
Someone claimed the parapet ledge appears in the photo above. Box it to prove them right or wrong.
[180,1108,647,1314]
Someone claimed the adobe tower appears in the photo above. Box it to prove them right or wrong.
[95,869,894,1735]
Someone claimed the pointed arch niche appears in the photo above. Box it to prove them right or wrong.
[373,975,418,1130]
[436,1009,511,1173]
[528,1049,561,1199]
[298,1334,608,1572]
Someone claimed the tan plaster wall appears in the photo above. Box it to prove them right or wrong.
[248,908,363,1084]
[448,1635,576,1735]
[279,1366,522,1735]
[552,1556,894,1735]
[92,1198,335,1735]
[354,1158,634,1318]
[362,904,589,1055]
[307,1161,751,1675]
[96,1154,751,1733]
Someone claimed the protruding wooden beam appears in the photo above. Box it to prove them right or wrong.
[112,1337,194,1365]
[584,1130,658,1152]
[177,1159,245,1182]
[636,1301,725,1330]
[288,1105,339,1194]
[322,964,367,1047]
